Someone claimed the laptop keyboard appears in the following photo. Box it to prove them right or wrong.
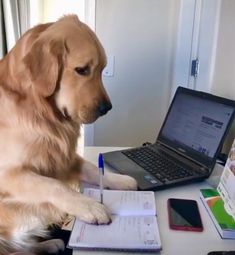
[122,147,194,183]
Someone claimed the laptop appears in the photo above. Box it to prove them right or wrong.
[103,87,235,190]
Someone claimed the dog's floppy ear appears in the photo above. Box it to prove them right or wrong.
[23,38,64,97]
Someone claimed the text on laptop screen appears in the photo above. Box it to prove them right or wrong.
[160,93,234,159]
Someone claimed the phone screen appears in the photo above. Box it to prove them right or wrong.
[168,198,203,231]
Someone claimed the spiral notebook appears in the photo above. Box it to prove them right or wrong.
[68,189,161,251]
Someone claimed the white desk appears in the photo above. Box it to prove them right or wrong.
[73,147,235,255]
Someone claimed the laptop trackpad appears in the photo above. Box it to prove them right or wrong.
[105,156,160,190]
[103,151,161,190]
[115,160,143,175]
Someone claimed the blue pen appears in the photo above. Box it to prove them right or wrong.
[98,153,104,204]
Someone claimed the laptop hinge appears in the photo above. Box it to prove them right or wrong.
[155,142,210,172]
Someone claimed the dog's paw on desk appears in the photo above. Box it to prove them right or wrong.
[105,172,138,190]
[9,231,70,255]
[31,239,65,254]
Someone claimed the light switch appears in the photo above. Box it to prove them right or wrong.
[103,55,115,77]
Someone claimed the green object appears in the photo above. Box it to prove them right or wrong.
[200,189,235,239]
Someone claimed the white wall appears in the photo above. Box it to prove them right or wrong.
[212,0,235,99]
[94,0,180,146]
[212,0,235,152]
[40,0,85,23]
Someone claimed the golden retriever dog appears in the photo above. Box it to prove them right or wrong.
[0,15,137,254]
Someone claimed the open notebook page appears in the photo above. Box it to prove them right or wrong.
[83,188,156,216]
[69,215,161,250]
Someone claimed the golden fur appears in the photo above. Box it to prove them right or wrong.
[0,15,137,254]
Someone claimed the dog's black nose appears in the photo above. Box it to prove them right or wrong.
[98,101,112,116]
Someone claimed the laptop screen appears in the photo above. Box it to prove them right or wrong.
[158,87,235,167]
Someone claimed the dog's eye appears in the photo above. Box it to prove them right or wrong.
[75,66,90,76]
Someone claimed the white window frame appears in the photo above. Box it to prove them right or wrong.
[171,0,221,99]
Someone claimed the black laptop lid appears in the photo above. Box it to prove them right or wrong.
[157,87,235,168]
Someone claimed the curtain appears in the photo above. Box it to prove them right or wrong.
[0,0,30,58]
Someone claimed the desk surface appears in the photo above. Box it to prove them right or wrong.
[73,147,235,255]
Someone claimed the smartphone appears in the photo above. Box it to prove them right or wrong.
[167,198,203,232]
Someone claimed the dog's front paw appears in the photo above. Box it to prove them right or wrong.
[76,197,111,225]
[105,172,138,190]
[31,239,65,254]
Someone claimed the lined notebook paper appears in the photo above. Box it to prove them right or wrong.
[68,189,161,251]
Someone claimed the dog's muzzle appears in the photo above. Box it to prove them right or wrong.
[98,101,112,116]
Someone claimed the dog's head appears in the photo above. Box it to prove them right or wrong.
[23,15,112,124]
